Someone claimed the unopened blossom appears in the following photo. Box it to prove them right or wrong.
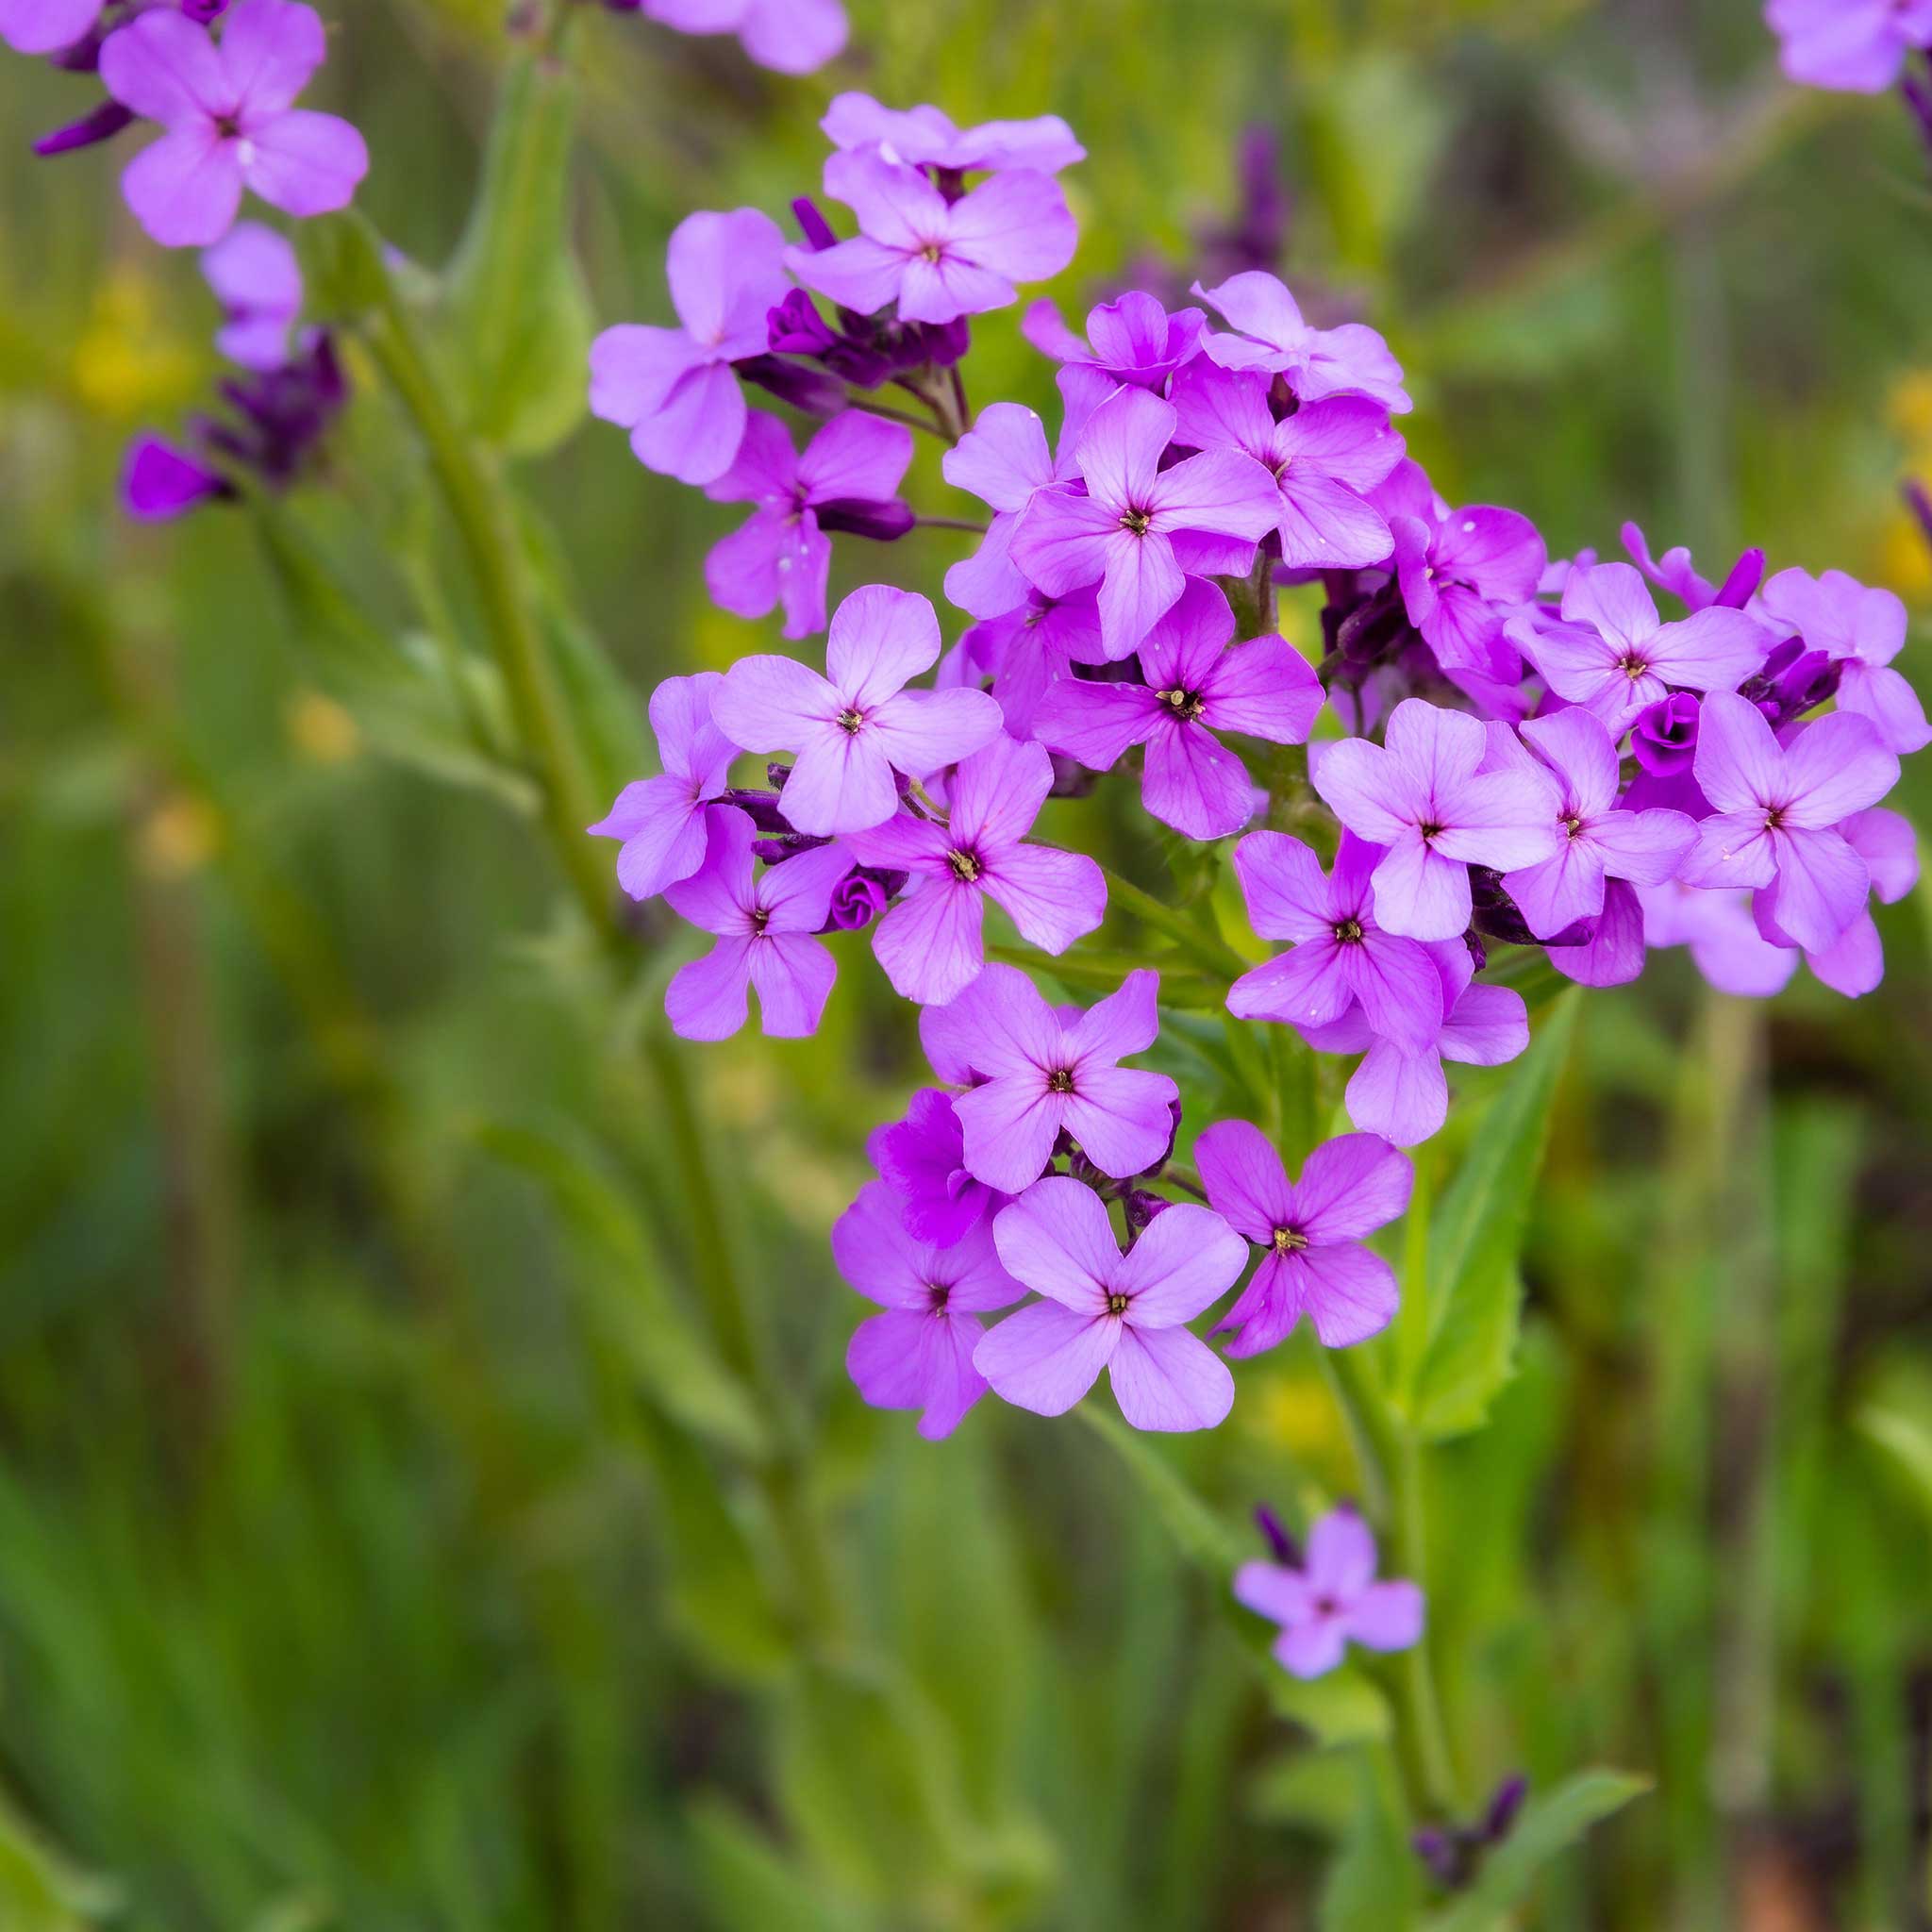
[202,220,302,370]
[1764,0,1932,92]
[589,672,739,901]
[1682,691,1900,953]
[1235,1504,1424,1678]
[869,1089,1005,1247]
[845,733,1107,1006]
[941,965,1180,1193]
[1191,270,1411,413]
[589,208,791,487]
[1036,578,1322,840]
[820,92,1084,175]
[1168,362,1403,571]
[123,435,231,518]
[787,152,1077,326]
[1008,386,1282,660]
[834,1181,1024,1441]
[1022,291,1208,391]
[704,411,914,639]
[661,808,852,1040]
[1311,698,1561,942]
[712,586,1004,837]
[1758,567,1930,755]
[974,1177,1246,1431]
[100,0,368,248]
[1520,562,1771,734]
[624,0,846,75]
[1225,831,1442,1051]
[1194,1122,1412,1354]
[0,0,101,55]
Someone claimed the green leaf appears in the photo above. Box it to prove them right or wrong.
[1407,990,1578,1440]
[1321,1752,1420,1931]
[1423,1770,1648,1932]
[292,208,388,320]
[1856,1390,1932,1524]
[685,1797,872,1932]
[444,55,592,456]
[0,1800,118,1931]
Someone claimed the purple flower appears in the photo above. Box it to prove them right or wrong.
[1622,522,1721,611]
[702,411,913,639]
[956,587,1107,741]
[1521,562,1771,734]
[1191,271,1411,412]
[1484,710,1696,941]
[1681,691,1900,953]
[1391,501,1546,683]
[941,965,1180,1193]
[1168,361,1403,570]
[100,0,368,249]
[820,92,1084,175]
[1630,692,1701,775]
[588,208,791,488]
[1035,579,1321,840]
[1195,1122,1411,1355]
[629,0,846,75]
[711,586,1004,836]
[974,1177,1246,1431]
[1021,291,1208,391]
[844,733,1106,1006]
[0,0,101,56]
[1764,0,1932,92]
[1225,831,1442,1051]
[122,433,230,519]
[1311,699,1561,942]
[202,220,302,370]
[1638,880,1799,998]
[660,808,851,1041]
[869,1088,1004,1247]
[589,672,739,901]
[826,869,894,930]
[833,1181,1024,1441]
[787,152,1077,326]
[1757,567,1931,755]
[1234,1505,1424,1678]
[1008,386,1282,660]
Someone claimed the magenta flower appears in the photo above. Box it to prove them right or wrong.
[869,1089,1005,1247]
[1191,271,1411,413]
[633,0,845,75]
[661,808,851,1041]
[1225,831,1442,1052]
[0,0,102,55]
[1234,1504,1424,1678]
[974,1177,1246,1431]
[589,672,739,902]
[941,389,1089,621]
[202,220,301,369]
[1758,566,1931,755]
[123,434,229,519]
[703,411,913,640]
[1681,691,1900,953]
[1390,500,1546,683]
[1195,1122,1411,1356]
[1311,699,1561,942]
[1021,291,1208,391]
[1522,562,1772,733]
[1169,362,1403,570]
[1008,387,1282,661]
[956,588,1107,741]
[1486,710,1696,941]
[942,965,1180,1193]
[834,1181,1024,1441]
[787,152,1077,327]
[712,586,1004,836]
[845,734,1106,1007]
[820,92,1084,175]
[1034,579,1321,840]
[99,0,367,249]
[588,208,791,488]
[1764,0,1932,92]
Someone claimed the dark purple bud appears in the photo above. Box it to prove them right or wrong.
[1903,477,1932,558]
[767,289,840,358]
[765,760,793,791]
[1480,1774,1528,1843]
[718,786,793,834]
[122,434,232,522]
[1712,546,1764,609]
[754,830,833,865]
[1629,692,1700,775]
[815,497,915,542]
[1412,1828,1467,1890]
[181,0,230,19]
[33,97,135,158]
[1740,636,1841,728]
[1470,869,1592,948]
[1047,753,1098,799]
[1254,1505,1301,1567]
[791,196,839,253]
[931,164,969,204]
[738,351,847,419]
[1121,1189,1173,1234]
[918,316,972,367]
[824,868,892,931]
[1900,62,1932,160]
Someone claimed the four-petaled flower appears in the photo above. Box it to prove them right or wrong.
[1192,270,1411,412]
[1022,291,1208,391]
[1235,1504,1424,1678]
[1758,566,1931,756]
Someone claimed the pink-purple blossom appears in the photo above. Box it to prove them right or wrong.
[1191,270,1411,413]
[202,218,302,369]
[1757,566,1930,755]
[628,0,846,75]
[1021,291,1208,391]
[869,1089,1005,1248]
[1388,491,1546,685]
[1234,1504,1424,1678]
[1764,0,1932,92]
[820,92,1084,176]
[0,0,102,55]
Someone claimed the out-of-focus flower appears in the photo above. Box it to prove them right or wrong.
[1757,566,1930,754]
[821,92,1084,176]
[1021,291,1208,391]
[1764,0,1932,92]
[605,0,846,75]
[590,673,740,902]
[1193,270,1410,413]
[1234,1503,1424,1677]
[202,220,301,370]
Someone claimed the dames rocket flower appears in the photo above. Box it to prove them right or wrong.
[1757,566,1931,755]
[1192,270,1411,412]
[100,0,368,248]
[0,0,102,54]
[202,220,302,369]
[590,673,739,902]
[616,0,846,75]
[974,1177,1247,1431]
[1764,0,1932,92]
[1386,480,1546,685]
[1235,1504,1424,1678]
[869,1089,1005,1247]
[1023,291,1208,392]
[821,92,1084,176]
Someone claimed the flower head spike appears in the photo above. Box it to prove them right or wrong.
[1195,1123,1411,1355]
[845,734,1106,1006]
[590,673,740,901]
[1764,0,1932,92]
[1192,270,1411,412]
[588,208,791,487]
[1311,698,1562,941]
[942,965,1180,1193]
[1235,1505,1424,1678]
[99,0,368,248]
[1022,290,1208,391]
[661,808,852,1040]
[1036,578,1322,840]
[712,586,1004,836]
[834,1181,1024,1440]
[820,92,1084,175]
[1757,567,1931,755]
[1009,386,1282,660]
[704,411,914,639]
[974,1177,1246,1431]
[202,219,301,369]
[787,152,1077,326]
[628,0,846,75]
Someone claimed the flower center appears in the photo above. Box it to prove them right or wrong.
[1047,1068,1076,1094]
[1272,1225,1308,1253]
[1562,815,1585,839]
[1312,1593,1341,1617]
[1332,917,1365,944]
[1119,508,1152,536]
[1105,1291,1131,1316]
[1417,820,1443,843]
[1619,652,1650,681]
[1765,805,1787,831]
[918,242,944,264]
[1156,687,1205,722]
[947,847,981,883]
[926,1281,951,1310]
[749,907,771,936]
[837,708,866,734]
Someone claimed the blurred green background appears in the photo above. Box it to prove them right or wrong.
[3,0,1931,1926]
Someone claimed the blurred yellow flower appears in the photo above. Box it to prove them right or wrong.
[71,268,199,421]
[137,792,221,879]
[285,691,362,766]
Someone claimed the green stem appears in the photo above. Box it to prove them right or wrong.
[1100,863,1245,977]
[912,514,991,534]
[845,391,952,441]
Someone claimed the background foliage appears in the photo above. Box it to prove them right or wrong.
[2,0,1929,1926]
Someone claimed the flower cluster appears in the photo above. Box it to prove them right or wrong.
[590,89,1925,1517]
